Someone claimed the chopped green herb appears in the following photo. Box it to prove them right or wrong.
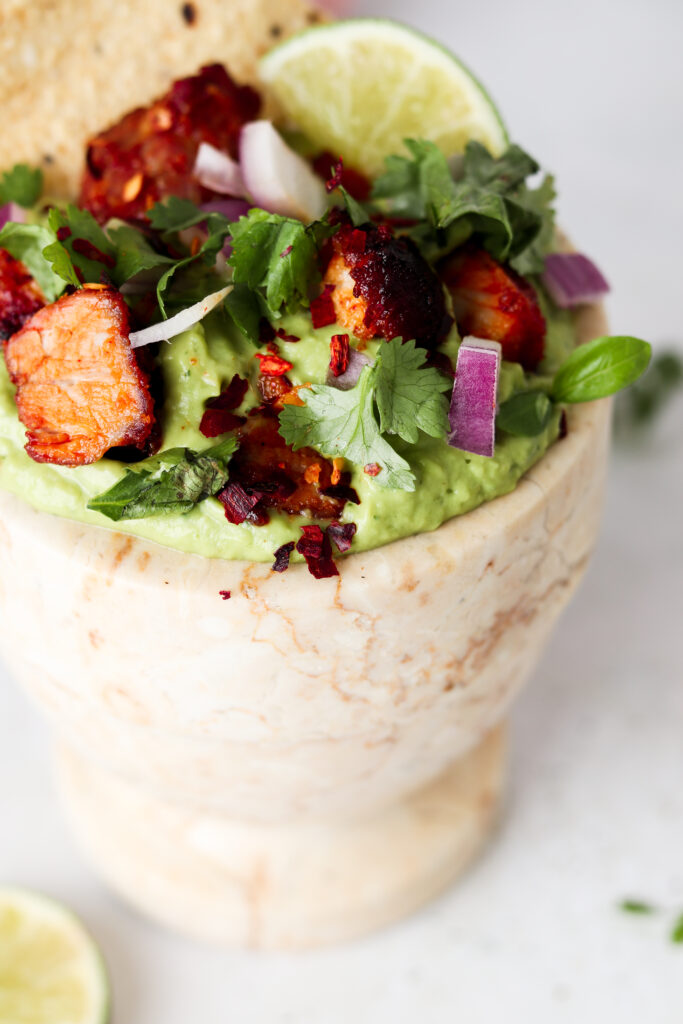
[0,163,43,208]
[671,914,683,944]
[615,349,683,432]
[0,222,66,301]
[619,900,657,915]
[374,337,451,443]
[87,437,237,521]
[497,391,554,437]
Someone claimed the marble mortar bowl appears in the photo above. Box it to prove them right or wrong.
[0,305,610,948]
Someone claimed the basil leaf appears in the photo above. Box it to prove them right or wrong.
[0,222,66,301]
[0,164,43,208]
[553,336,652,403]
[497,391,554,436]
[87,438,238,521]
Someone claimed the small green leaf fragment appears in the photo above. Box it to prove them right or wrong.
[553,336,652,403]
[671,914,683,944]
[0,163,43,207]
[619,900,657,915]
[0,222,66,301]
[497,391,554,436]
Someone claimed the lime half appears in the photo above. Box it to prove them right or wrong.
[260,18,508,177]
[0,887,110,1024]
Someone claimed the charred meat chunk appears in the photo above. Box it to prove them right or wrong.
[440,246,546,370]
[79,64,260,223]
[230,412,347,522]
[0,250,45,341]
[3,287,154,465]
[321,222,451,349]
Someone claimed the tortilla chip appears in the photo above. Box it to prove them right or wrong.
[0,0,323,198]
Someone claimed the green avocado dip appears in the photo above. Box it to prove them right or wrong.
[0,292,576,562]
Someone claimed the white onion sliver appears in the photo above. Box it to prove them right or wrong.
[240,120,327,222]
[193,142,246,197]
[129,285,232,349]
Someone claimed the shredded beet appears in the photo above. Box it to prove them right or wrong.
[258,318,276,343]
[219,589,231,600]
[199,409,244,437]
[56,226,72,242]
[71,238,116,268]
[208,374,249,411]
[310,284,337,329]
[255,352,293,376]
[272,541,295,573]
[320,483,361,505]
[275,327,300,343]
[329,333,350,377]
[280,244,293,258]
[296,524,339,579]
[217,481,265,524]
[327,521,356,553]
[312,151,371,201]
[364,463,382,477]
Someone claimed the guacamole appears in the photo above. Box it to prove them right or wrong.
[0,292,576,562]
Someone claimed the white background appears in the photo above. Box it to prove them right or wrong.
[2,0,683,1020]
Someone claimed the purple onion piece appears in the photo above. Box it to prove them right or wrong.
[448,337,501,458]
[327,347,373,390]
[0,202,26,230]
[541,252,610,309]
[200,198,251,221]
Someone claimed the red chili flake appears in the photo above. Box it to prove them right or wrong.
[364,463,382,477]
[255,352,293,376]
[327,521,357,553]
[56,226,72,242]
[219,589,231,600]
[310,284,336,329]
[329,333,350,377]
[272,541,295,573]
[280,244,293,258]
[218,482,265,524]
[275,327,300,343]
[296,524,339,579]
[325,157,344,193]
[71,238,116,268]
[199,409,244,437]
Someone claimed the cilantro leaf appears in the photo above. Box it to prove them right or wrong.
[374,337,451,444]
[148,196,210,233]
[372,138,556,269]
[338,185,369,227]
[45,205,117,286]
[279,366,414,490]
[0,164,43,208]
[0,222,66,301]
[87,437,238,521]
[228,209,336,318]
[224,282,268,344]
[107,223,175,284]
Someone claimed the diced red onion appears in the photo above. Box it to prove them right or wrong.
[193,142,246,197]
[129,284,232,349]
[326,347,373,390]
[0,202,26,229]
[448,337,501,457]
[541,252,610,309]
[239,120,327,222]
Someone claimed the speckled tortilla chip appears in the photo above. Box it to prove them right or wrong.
[0,0,323,199]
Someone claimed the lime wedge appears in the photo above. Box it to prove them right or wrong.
[260,18,508,178]
[0,888,110,1024]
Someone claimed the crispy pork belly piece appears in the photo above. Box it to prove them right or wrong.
[440,246,546,370]
[321,222,451,349]
[231,413,347,523]
[79,64,260,223]
[3,287,154,466]
[0,249,45,341]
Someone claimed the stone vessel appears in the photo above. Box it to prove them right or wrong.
[0,306,610,948]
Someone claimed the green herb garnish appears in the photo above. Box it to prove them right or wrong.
[0,163,43,208]
[0,222,66,301]
[553,336,652,404]
[671,914,683,944]
[497,391,554,437]
[279,337,450,491]
[87,437,237,521]
[619,900,657,915]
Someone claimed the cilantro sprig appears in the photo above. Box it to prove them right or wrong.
[371,139,555,271]
[278,338,451,490]
[0,163,43,208]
